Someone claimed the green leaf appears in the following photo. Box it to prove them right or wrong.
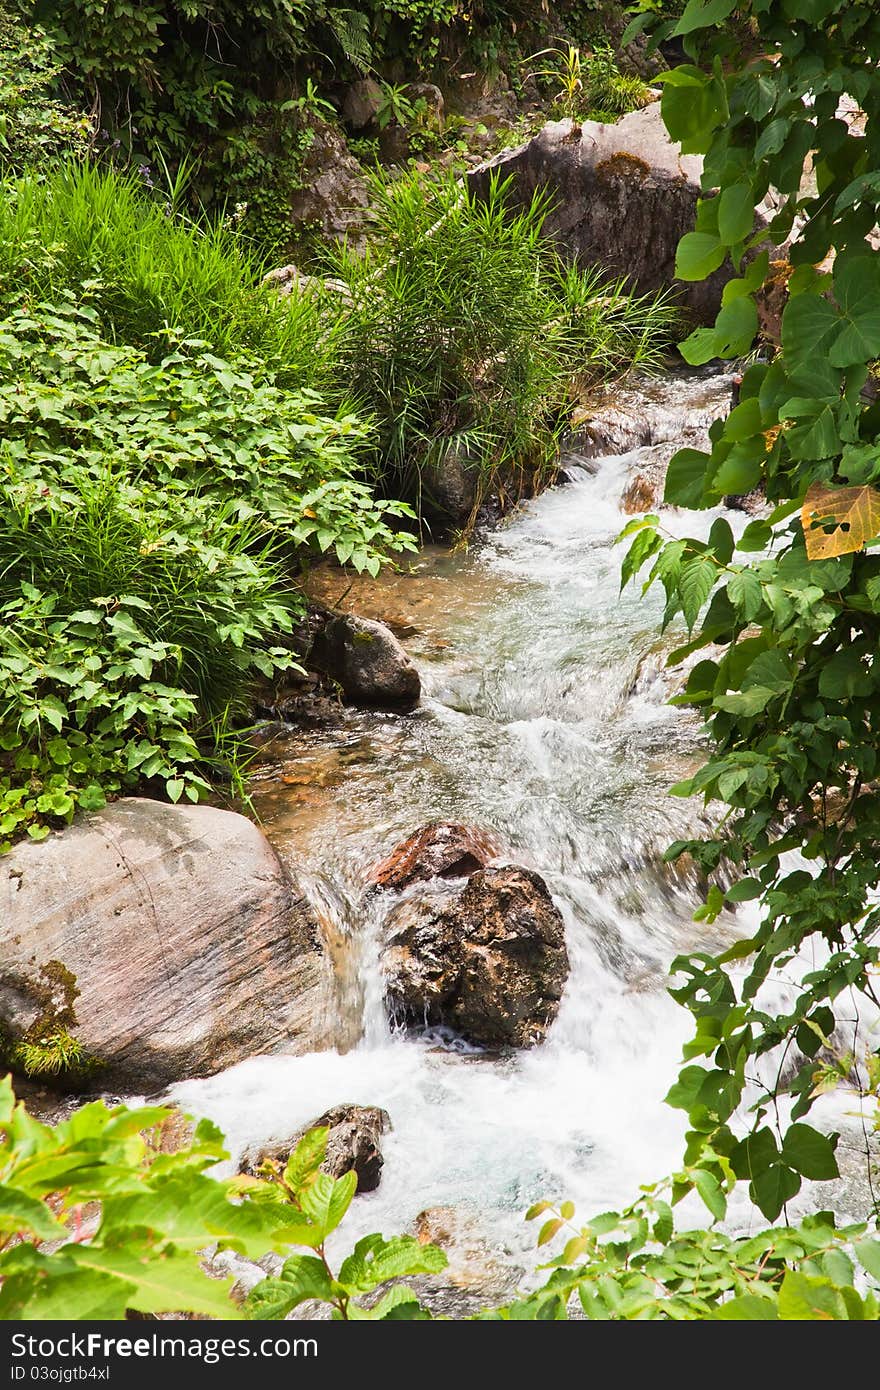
[298,1169,357,1238]
[245,1256,335,1319]
[679,556,717,630]
[282,1127,328,1192]
[676,232,726,281]
[777,1271,846,1321]
[673,0,738,36]
[694,1168,726,1221]
[717,183,755,244]
[0,1189,64,1241]
[715,1294,778,1319]
[725,877,762,903]
[854,1239,880,1281]
[664,449,711,508]
[338,1234,446,1292]
[817,649,871,699]
[780,1124,839,1180]
[750,1163,801,1221]
[728,569,762,620]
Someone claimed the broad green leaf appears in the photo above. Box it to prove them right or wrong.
[298,1169,357,1238]
[694,1168,726,1221]
[717,183,756,244]
[777,1271,847,1320]
[780,1124,839,1181]
[664,448,711,508]
[675,232,726,281]
[283,1126,328,1192]
[715,1294,778,1319]
[673,0,738,37]
[751,1163,801,1221]
[339,1234,447,1293]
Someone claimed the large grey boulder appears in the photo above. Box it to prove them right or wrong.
[309,610,421,709]
[0,799,332,1088]
[468,104,763,323]
[382,866,569,1047]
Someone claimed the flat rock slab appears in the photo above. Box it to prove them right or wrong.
[0,799,333,1088]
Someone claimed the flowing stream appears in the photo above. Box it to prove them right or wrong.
[172,369,874,1296]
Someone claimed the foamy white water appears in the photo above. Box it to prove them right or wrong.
[171,369,874,1279]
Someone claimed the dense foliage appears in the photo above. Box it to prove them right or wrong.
[0,162,331,382]
[332,168,676,518]
[0,294,414,847]
[619,0,880,1223]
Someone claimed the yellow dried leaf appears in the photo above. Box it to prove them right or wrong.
[801,481,880,559]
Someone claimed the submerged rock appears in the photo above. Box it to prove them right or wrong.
[368,822,501,890]
[382,866,568,1047]
[0,798,331,1088]
[240,1104,391,1194]
[468,104,770,323]
[410,1206,524,1316]
[309,610,421,709]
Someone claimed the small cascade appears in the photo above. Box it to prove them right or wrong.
[171,366,873,1275]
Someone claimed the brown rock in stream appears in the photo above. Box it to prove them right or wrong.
[383,866,569,1047]
[240,1104,391,1193]
[0,798,332,1089]
[368,822,501,890]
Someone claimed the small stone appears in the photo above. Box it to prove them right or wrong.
[240,1104,391,1194]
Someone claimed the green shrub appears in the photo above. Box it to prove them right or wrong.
[0,296,415,846]
[330,169,677,515]
[0,3,89,172]
[0,1080,445,1320]
[0,163,333,384]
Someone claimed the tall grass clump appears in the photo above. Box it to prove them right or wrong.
[0,162,332,386]
[329,170,678,520]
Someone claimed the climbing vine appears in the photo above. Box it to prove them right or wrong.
[615,0,880,1222]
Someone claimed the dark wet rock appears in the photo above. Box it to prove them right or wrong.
[421,443,481,525]
[469,105,772,323]
[240,1104,391,1194]
[0,799,332,1089]
[309,610,421,710]
[368,822,501,890]
[342,78,383,130]
[382,866,569,1047]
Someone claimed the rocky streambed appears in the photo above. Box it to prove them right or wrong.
[7,364,874,1311]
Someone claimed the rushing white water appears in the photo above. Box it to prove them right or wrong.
[172,371,875,1290]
